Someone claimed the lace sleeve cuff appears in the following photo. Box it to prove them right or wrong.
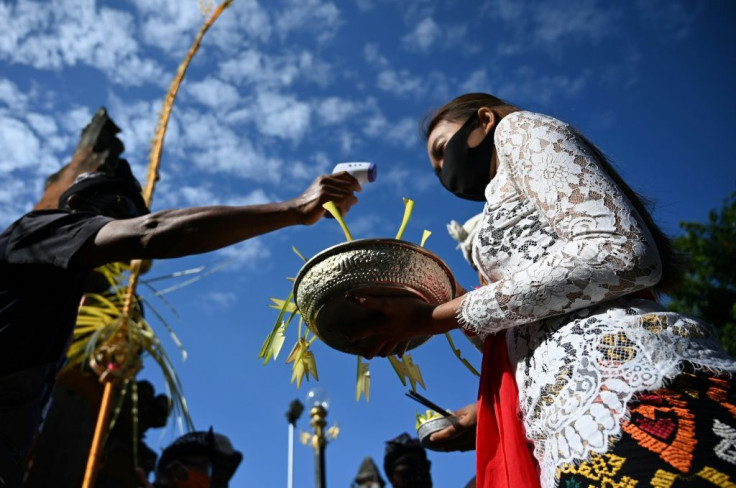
[457,284,507,335]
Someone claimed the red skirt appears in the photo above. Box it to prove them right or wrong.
[476,332,541,488]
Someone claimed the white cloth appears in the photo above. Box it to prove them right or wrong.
[457,111,736,488]
[447,213,484,267]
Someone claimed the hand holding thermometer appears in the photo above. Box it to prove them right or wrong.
[332,161,377,185]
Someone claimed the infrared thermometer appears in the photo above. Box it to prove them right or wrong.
[332,161,377,185]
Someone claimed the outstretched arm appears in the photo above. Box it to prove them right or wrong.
[75,173,360,267]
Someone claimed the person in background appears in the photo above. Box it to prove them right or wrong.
[351,456,386,488]
[383,433,432,488]
[0,160,360,488]
[136,428,241,488]
[344,92,736,488]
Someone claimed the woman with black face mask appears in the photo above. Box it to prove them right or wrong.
[342,93,736,488]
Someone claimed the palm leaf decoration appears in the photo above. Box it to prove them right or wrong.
[65,262,193,429]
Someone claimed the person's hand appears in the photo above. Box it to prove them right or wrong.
[342,294,437,359]
[290,172,361,225]
[425,403,477,452]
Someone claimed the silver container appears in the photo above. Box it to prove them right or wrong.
[416,416,454,448]
[293,238,456,356]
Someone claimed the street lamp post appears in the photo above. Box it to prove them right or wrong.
[306,387,330,488]
[286,399,304,488]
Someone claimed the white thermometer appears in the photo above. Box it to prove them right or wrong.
[332,161,377,184]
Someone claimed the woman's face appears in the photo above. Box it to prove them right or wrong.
[426,107,501,201]
[426,111,494,173]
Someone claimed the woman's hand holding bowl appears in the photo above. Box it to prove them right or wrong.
[343,293,459,358]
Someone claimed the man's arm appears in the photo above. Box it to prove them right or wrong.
[74,173,360,267]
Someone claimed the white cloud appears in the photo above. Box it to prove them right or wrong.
[0,0,165,86]
[0,79,30,111]
[275,0,342,43]
[376,69,425,96]
[295,51,333,87]
[214,238,272,270]
[169,185,224,208]
[355,0,378,11]
[185,77,240,110]
[25,112,58,138]
[60,106,95,134]
[219,49,301,89]
[163,185,272,209]
[0,108,64,225]
[382,164,437,194]
[385,117,421,148]
[346,214,390,238]
[0,179,37,228]
[362,112,387,138]
[496,69,590,105]
[174,109,285,183]
[480,0,525,21]
[460,69,493,94]
[0,113,50,174]
[338,131,356,154]
[253,91,312,142]
[401,17,440,52]
[480,0,620,56]
[310,152,333,175]
[26,112,67,152]
[315,97,360,125]
[363,44,390,69]
[208,0,272,51]
[129,0,202,55]
[218,48,333,90]
[229,188,272,206]
[106,97,161,160]
[286,161,319,182]
[203,291,239,309]
[532,1,615,45]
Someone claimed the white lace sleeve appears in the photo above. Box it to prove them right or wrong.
[459,113,663,334]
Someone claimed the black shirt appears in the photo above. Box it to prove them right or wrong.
[0,210,113,376]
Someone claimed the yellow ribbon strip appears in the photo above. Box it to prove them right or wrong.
[292,245,308,262]
[444,332,481,376]
[322,201,353,241]
[388,354,425,391]
[356,356,371,402]
[395,197,415,240]
[420,230,432,247]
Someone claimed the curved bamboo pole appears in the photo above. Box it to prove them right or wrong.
[81,3,233,487]
[144,0,235,207]
[81,381,115,487]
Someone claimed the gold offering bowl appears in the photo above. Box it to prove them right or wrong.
[293,238,457,356]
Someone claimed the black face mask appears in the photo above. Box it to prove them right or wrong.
[437,113,496,201]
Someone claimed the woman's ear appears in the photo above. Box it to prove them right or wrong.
[476,107,497,135]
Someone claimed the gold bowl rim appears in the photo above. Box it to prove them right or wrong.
[292,237,458,301]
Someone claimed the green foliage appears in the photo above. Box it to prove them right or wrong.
[667,190,736,355]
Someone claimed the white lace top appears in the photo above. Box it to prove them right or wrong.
[458,111,736,488]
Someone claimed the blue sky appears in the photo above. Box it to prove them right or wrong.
[1,0,735,486]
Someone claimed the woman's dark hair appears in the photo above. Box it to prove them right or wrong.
[422,93,509,141]
[422,93,681,294]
